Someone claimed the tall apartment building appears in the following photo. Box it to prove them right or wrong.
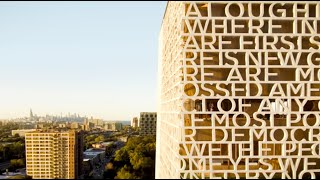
[131,117,139,128]
[157,1,320,179]
[139,112,157,136]
[25,129,83,179]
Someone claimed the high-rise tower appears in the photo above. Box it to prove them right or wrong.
[25,130,83,179]
[30,109,33,119]
[139,112,157,136]
[157,1,320,179]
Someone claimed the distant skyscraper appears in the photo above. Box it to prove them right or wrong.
[30,109,33,119]
[25,129,83,179]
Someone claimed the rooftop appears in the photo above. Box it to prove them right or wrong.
[101,142,113,146]
[83,154,97,159]
[85,148,105,153]
[25,129,78,134]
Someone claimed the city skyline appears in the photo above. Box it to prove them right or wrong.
[11,108,130,121]
[0,1,167,120]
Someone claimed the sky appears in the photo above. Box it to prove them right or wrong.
[0,1,167,120]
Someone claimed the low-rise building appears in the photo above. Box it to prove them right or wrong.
[103,122,122,131]
[11,129,37,137]
[83,148,105,170]
[58,123,66,128]
[84,118,104,128]
[35,124,44,129]
[82,159,93,176]
[80,122,94,131]
[71,122,79,129]
[83,148,105,161]
[19,124,36,129]
[92,141,114,149]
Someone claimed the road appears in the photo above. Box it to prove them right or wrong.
[0,161,10,171]
[91,141,125,179]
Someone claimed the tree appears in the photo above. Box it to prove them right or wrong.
[105,143,117,157]
[84,134,99,150]
[8,159,24,172]
[114,148,130,165]
[111,135,156,179]
[115,165,136,179]
[105,162,113,170]
[94,135,105,143]
[9,142,25,159]
[104,162,116,179]
[3,146,10,161]
[8,175,32,179]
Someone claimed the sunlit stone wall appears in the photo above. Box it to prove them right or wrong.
[157,1,320,179]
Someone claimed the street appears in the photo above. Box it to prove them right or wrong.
[91,141,125,179]
[0,161,10,171]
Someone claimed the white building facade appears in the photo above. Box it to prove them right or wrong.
[156,1,320,179]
